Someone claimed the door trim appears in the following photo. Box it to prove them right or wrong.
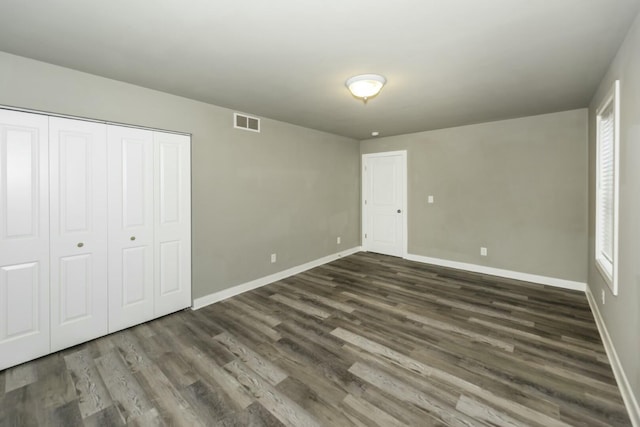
[362,150,408,257]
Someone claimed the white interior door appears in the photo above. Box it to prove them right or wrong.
[49,117,108,352]
[154,132,191,316]
[362,151,406,257]
[107,125,154,333]
[0,109,50,370]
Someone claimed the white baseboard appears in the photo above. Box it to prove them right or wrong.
[192,246,362,310]
[405,254,586,292]
[586,288,640,427]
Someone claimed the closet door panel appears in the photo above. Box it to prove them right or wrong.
[154,132,191,316]
[108,125,154,333]
[0,110,49,370]
[122,246,149,304]
[159,241,180,295]
[49,117,107,352]
[58,255,91,320]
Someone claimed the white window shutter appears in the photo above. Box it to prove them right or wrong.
[595,80,620,295]
[598,102,614,263]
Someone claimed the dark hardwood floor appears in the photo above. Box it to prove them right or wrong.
[0,252,631,426]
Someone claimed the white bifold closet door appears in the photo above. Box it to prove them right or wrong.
[153,132,191,317]
[0,109,191,369]
[108,126,191,331]
[49,117,108,352]
[107,125,155,333]
[0,110,50,370]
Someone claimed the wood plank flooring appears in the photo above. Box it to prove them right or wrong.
[0,252,631,426]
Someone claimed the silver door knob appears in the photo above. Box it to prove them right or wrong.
[130,236,136,241]
[77,242,84,248]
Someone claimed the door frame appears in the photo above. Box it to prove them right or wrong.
[361,150,408,257]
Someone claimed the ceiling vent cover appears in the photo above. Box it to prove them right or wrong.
[234,113,260,133]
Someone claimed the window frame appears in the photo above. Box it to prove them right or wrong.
[595,80,620,296]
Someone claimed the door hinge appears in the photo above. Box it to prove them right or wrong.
[364,200,367,205]
[365,233,367,239]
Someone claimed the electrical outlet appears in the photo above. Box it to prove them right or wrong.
[271,253,277,263]
[480,247,488,256]
[337,236,341,244]
[601,289,605,305]
[428,195,434,204]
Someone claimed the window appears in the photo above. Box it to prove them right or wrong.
[595,80,620,295]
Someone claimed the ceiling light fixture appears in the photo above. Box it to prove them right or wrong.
[345,74,386,103]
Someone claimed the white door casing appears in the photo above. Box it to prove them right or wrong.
[49,117,108,351]
[362,151,407,257]
[0,110,50,370]
[107,125,155,333]
[153,131,191,316]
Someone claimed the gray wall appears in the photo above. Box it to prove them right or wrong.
[0,51,360,300]
[588,12,640,406]
[361,110,588,282]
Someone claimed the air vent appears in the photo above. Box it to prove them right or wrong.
[234,113,260,133]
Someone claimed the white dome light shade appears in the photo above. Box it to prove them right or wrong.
[345,74,386,101]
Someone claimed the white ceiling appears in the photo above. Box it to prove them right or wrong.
[0,1,638,139]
